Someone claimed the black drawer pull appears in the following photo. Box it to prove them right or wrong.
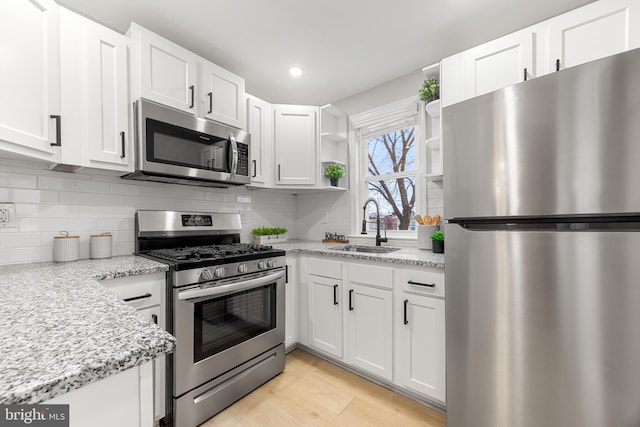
[333,284,339,305]
[123,293,152,302]
[348,289,354,311]
[407,280,435,288]
[523,67,528,81]
[555,59,560,72]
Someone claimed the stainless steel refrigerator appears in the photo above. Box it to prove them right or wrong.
[443,48,640,427]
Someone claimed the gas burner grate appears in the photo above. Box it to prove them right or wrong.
[146,244,275,262]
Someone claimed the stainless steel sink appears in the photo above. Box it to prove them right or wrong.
[330,245,401,254]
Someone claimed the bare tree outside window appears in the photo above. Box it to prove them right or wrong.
[366,127,416,230]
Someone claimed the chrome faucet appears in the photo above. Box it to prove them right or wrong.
[361,198,388,246]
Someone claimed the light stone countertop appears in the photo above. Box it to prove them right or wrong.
[0,256,175,404]
[274,240,445,269]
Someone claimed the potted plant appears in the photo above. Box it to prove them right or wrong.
[252,227,288,244]
[324,163,345,187]
[431,230,444,253]
[418,77,440,103]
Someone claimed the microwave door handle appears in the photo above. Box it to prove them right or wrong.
[229,134,238,176]
[177,270,285,301]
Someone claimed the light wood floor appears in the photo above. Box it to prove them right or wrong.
[200,348,446,426]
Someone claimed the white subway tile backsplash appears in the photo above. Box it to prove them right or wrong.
[38,176,110,193]
[96,218,135,231]
[176,199,215,212]
[125,195,175,210]
[21,217,97,233]
[60,191,126,207]
[0,172,38,189]
[0,233,42,248]
[0,188,59,204]
[78,206,136,218]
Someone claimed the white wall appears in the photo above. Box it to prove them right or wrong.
[0,160,296,265]
[295,68,444,241]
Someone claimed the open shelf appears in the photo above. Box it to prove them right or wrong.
[425,100,441,118]
[426,137,440,150]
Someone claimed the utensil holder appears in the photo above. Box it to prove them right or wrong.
[417,225,437,250]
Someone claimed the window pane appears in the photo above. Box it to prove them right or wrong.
[367,127,415,177]
[365,177,416,231]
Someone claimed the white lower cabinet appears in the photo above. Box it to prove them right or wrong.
[285,257,298,349]
[302,256,446,404]
[45,362,153,427]
[307,258,343,358]
[345,263,393,381]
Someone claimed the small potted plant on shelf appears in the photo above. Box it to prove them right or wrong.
[324,163,345,187]
[252,227,288,244]
[419,77,440,103]
[431,230,444,253]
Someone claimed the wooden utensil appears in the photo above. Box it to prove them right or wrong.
[431,214,441,225]
[415,214,424,225]
[424,215,433,225]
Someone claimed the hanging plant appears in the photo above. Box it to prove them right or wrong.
[418,77,440,103]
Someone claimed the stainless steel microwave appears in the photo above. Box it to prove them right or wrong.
[122,99,251,187]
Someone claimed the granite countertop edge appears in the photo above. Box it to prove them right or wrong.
[275,241,445,269]
[0,255,175,405]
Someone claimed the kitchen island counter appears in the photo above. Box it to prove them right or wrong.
[0,256,175,404]
[276,240,444,269]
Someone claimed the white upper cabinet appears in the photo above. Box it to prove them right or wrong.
[274,105,319,186]
[203,62,246,129]
[0,0,61,162]
[60,9,132,171]
[129,23,198,115]
[462,30,535,99]
[129,24,246,129]
[246,95,272,186]
[547,0,640,72]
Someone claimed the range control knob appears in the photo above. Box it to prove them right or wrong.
[213,267,226,278]
[267,259,275,268]
[200,269,214,281]
[237,263,248,273]
[257,260,267,270]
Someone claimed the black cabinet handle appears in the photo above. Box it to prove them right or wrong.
[252,160,257,178]
[50,115,61,146]
[278,164,281,181]
[407,280,435,288]
[523,68,528,81]
[207,91,213,114]
[120,131,125,159]
[123,293,152,302]
[404,299,409,325]
[189,85,195,108]
[555,59,560,72]
[349,289,354,311]
[333,284,339,305]
[152,314,158,324]
[285,265,289,284]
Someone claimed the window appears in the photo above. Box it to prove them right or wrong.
[352,97,422,234]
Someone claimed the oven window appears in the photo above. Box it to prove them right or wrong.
[193,283,276,362]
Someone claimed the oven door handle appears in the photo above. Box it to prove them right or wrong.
[177,270,284,301]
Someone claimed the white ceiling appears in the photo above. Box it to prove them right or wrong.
[57,0,595,106]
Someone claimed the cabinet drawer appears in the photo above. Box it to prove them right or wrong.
[100,272,165,309]
[394,267,445,298]
[308,258,342,279]
[346,263,393,290]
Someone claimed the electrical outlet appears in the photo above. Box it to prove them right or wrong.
[0,203,17,229]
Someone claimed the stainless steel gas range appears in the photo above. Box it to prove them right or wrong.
[135,210,286,427]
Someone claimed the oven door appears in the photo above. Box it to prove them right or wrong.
[174,269,285,396]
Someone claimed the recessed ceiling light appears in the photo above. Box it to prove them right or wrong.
[289,67,303,77]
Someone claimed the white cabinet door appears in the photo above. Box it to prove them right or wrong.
[246,95,272,186]
[548,0,640,71]
[274,105,318,186]
[131,24,198,114]
[0,0,60,162]
[395,292,446,402]
[463,30,534,99]
[60,9,132,171]
[203,62,246,129]
[285,257,298,348]
[308,274,342,358]
[345,283,393,381]
[441,54,465,108]
[138,305,166,423]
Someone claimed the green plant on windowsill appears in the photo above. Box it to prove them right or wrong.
[431,230,444,253]
[419,77,440,103]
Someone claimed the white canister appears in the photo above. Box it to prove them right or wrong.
[90,232,112,259]
[417,225,438,250]
[53,231,79,262]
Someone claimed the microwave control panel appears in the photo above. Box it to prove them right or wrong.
[236,143,249,176]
